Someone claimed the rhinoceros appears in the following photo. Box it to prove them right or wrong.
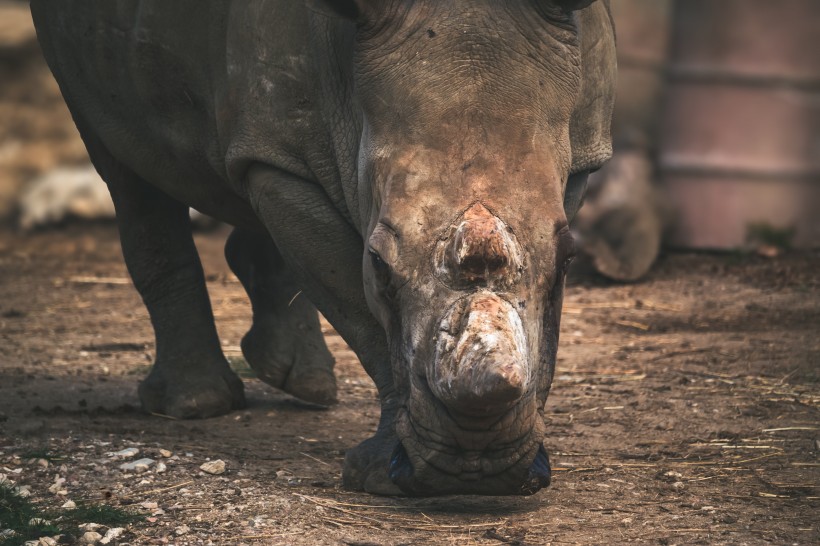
[31,0,615,496]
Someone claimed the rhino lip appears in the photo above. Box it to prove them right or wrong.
[388,437,552,496]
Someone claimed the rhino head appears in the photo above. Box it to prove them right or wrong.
[314,0,615,495]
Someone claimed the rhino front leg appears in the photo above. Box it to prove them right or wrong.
[224,228,337,406]
[246,165,401,494]
[82,135,245,419]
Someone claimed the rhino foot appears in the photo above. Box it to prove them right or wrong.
[138,359,246,419]
[225,228,337,407]
[241,323,337,407]
[343,432,404,495]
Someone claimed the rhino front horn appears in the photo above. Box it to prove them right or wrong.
[431,292,529,416]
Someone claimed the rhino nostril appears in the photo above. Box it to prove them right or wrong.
[520,444,551,495]
[388,442,414,484]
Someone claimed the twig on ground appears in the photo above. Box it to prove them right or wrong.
[299,452,331,466]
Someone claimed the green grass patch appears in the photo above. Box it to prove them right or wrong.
[19,449,66,463]
[0,482,61,545]
[61,504,142,527]
[228,355,257,379]
[746,222,795,250]
[0,482,141,545]
[126,364,153,376]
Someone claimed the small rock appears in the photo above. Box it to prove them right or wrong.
[78,531,102,545]
[200,460,226,475]
[24,540,39,546]
[119,458,155,473]
[48,477,66,494]
[158,449,172,458]
[248,516,265,528]
[36,458,50,469]
[672,481,685,490]
[60,500,76,509]
[99,527,124,545]
[16,485,32,498]
[155,462,167,473]
[38,538,58,546]
[663,471,682,479]
[110,448,139,460]
[78,523,101,531]
[175,524,190,536]
[140,501,158,510]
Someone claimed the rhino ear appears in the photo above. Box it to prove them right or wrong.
[553,0,598,11]
[306,0,374,20]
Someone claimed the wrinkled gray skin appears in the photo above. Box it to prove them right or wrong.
[32,0,615,496]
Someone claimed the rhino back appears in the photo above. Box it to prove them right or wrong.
[30,0,343,229]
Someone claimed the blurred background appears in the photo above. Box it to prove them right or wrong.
[0,0,818,280]
[574,0,820,281]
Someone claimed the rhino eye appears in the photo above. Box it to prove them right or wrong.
[369,248,391,286]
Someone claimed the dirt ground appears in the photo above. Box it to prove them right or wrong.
[1,224,818,545]
[1,2,819,544]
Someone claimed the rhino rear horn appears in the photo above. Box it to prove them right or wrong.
[444,203,522,286]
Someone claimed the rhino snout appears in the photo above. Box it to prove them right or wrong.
[431,292,529,416]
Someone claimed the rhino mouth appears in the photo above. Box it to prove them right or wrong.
[388,436,551,496]
[389,392,549,496]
